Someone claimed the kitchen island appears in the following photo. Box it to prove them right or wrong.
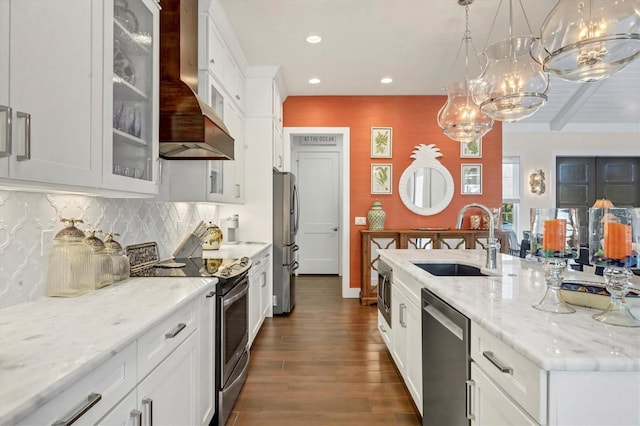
[378,249,640,425]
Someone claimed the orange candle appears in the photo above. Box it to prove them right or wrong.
[543,219,566,253]
[604,222,632,260]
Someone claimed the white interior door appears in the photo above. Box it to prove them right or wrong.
[296,151,340,274]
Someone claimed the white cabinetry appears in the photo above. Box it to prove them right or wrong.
[1,0,102,188]
[389,274,422,415]
[470,321,640,425]
[198,289,216,425]
[260,249,273,319]
[245,71,286,172]
[469,362,537,426]
[103,0,160,195]
[0,0,160,196]
[249,247,272,347]
[15,287,211,426]
[17,342,137,426]
[469,322,546,425]
[137,331,199,426]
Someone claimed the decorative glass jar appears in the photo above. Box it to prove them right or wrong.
[84,229,114,289]
[368,200,386,230]
[46,218,95,297]
[104,232,130,283]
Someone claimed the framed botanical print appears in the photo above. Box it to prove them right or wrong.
[371,164,392,194]
[460,138,482,158]
[461,164,482,194]
[371,127,392,158]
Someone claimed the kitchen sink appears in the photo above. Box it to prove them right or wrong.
[413,262,487,277]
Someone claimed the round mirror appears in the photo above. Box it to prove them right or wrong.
[398,144,454,215]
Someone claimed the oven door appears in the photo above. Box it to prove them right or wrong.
[377,261,392,327]
[220,275,249,386]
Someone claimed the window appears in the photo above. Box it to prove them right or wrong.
[502,157,520,235]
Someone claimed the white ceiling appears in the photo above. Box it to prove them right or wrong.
[219,0,640,133]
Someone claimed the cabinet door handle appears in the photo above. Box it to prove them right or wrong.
[142,398,153,426]
[260,271,267,287]
[235,94,240,101]
[16,111,30,161]
[206,290,215,298]
[378,324,387,333]
[399,303,406,328]
[0,105,11,157]
[130,409,142,426]
[165,322,186,338]
[482,350,513,374]
[466,379,475,420]
[51,392,102,425]
[235,183,241,198]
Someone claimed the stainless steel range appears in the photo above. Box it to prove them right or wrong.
[126,239,251,426]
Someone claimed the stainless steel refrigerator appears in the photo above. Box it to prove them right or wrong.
[273,169,299,315]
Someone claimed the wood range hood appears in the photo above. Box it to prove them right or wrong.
[159,0,234,160]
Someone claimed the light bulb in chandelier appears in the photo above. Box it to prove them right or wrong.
[539,0,640,82]
[472,36,549,122]
[437,80,494,143]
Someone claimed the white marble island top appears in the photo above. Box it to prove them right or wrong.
[0,276,216,425]
[378,249,640,372]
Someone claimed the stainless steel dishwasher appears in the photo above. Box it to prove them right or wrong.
[422,288,470,426]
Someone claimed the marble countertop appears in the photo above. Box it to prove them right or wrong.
[0,276,216,425]
[203,242,270,260]
[378,249,640,372]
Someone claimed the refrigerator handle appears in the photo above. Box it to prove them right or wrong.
[293,183,300,236]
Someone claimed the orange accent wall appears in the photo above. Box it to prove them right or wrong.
[283,96,503,290]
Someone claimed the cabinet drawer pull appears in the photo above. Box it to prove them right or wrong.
[51,392,102,426]
[466,379,475,420]
[206,290,215,298]
[16,111,30,161]
[142,398,153,426]
[165,322,186,338]
[482,350,513,374]
[0,105,11,157]
[378,324,387,333]
[130,409,142,426]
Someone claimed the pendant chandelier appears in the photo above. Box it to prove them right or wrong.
[437,1,494,143]
[539,0,640,82]
[472,0,549,123]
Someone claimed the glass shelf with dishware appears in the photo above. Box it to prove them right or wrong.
[112,141,152,181]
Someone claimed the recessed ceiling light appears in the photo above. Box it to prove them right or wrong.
[309,78,321,84]
[306,35,322,44]
[381,77,393,84]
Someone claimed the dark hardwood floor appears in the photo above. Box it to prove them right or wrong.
[227,275,422,426]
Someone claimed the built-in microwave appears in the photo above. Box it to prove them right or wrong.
[377,260,392,327]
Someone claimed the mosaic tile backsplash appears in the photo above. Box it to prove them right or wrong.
[0,190,218,308]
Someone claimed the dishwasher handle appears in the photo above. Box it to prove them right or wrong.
[423,303,463,341]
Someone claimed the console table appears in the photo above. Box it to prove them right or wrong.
[359,229,509,305]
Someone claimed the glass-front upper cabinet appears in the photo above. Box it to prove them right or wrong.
[103,0,159,195]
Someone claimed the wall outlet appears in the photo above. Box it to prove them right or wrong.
[40,230,54,256]
[355,216,366,225]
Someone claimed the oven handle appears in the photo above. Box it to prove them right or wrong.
[223,280,249,307]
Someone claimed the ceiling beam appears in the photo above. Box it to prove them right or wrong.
[550,80,604,131]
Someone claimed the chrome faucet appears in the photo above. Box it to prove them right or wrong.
[455,203,500,270]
